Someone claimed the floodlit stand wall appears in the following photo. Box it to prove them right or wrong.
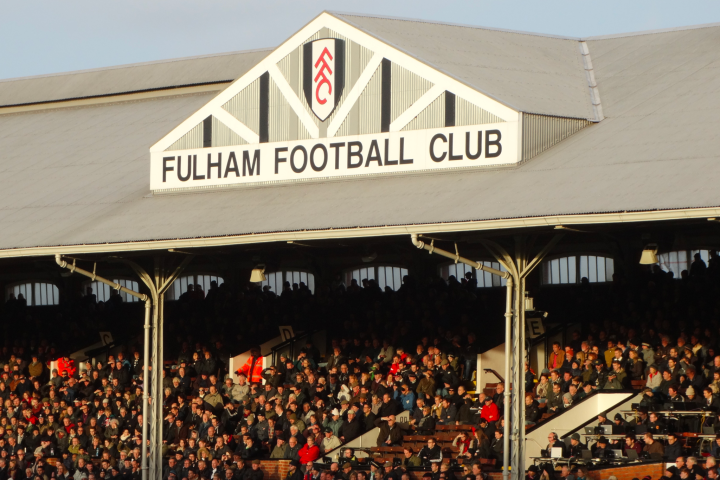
[477,344,505,388]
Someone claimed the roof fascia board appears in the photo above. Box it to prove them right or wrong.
[329,11,583,41]
[0,82,231,113]
[150,12,518,153]
[0,48,273,84]
[0,83,228,116]
[2,206,719,259]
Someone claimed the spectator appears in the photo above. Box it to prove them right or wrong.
[480,397,499,423]
[436,397,456,425]
[270,437,288,459]
[418,438,442,465]
[236,348,264,383]
[285,460,303,480]
[402,447,421,467]
[643,432,664,456]
[320,428,341,453]
[374,415,409,447]
[338,410,362,443]
[297,436,319,463]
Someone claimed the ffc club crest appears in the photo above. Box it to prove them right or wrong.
[303,38,345,122]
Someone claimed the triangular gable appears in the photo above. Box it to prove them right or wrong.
[152,12,516,152]
[150,12,588,192]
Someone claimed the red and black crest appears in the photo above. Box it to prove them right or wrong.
[303,38,345,121]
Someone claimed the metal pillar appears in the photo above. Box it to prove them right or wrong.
[502,277,514,480]
[410,233,564,477]
[153,259,167,480]
[125,255,193,480]
[481,234,563,478]
[141,300,151,480]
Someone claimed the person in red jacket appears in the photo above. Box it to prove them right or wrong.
[298,436,320,463]
[480,396,499,423]
[236,347,264,384]
[57,355,76,378]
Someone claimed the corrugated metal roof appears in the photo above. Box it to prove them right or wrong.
[0,49,271,107]
[333,13,595,120]
[0,22,718,251]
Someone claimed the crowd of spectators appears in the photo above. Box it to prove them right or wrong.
[0,271,500,480]
[2,250,720,480]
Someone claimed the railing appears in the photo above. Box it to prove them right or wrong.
[266,329,326,368]
[325,410,411,458]
[526,321,579,378]
[483,368,504,383]
[524,390,641,467]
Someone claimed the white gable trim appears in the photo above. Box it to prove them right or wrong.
[267,64,320,139]
[327,53,383,138]
[213,109,260,144]
[151,12,518,153]
[389,84,445,132]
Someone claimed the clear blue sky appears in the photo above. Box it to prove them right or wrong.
[2,0,718,80]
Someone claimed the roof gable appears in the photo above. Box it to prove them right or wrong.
[152,12,520,154]
[335,13,596,120]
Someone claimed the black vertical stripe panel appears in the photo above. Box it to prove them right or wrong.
[445,91,456,127]
[334,38,346,105]
[203,115,212,148]
[259,71,269,143]
[303,42,313,107]
[381,58,391,133]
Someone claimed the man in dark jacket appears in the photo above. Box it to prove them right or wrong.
[436,398,457,425]
[414,406,435,435]
[525,396,540,425]
[362,404,377,432]
[242,460,264,480]
[374,415,409,447]
[591,436,611,457]
[285,460,303,480]
[490,431,504,464]
[567,433,585,457]
[197,352,217,378]
[379,394,400,418]
[417,438,442,465]
[261,367,283,389]
[113,363,131,389]
[593,361,608,390]
[664,432,683,460]
[438,361,459,395]
[339,410,363,443]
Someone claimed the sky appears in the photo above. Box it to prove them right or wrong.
[1,0,719,80]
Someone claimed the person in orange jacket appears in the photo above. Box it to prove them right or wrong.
[57,355,76,378]
[236,347,264,383]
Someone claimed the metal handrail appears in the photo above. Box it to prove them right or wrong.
[266,328,322,367]
[483,368,505,384]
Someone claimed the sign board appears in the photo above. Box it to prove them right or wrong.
[279,326,295,342]
[526,318,545,339]
[99,332,114,346]
[151,123,517,190]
